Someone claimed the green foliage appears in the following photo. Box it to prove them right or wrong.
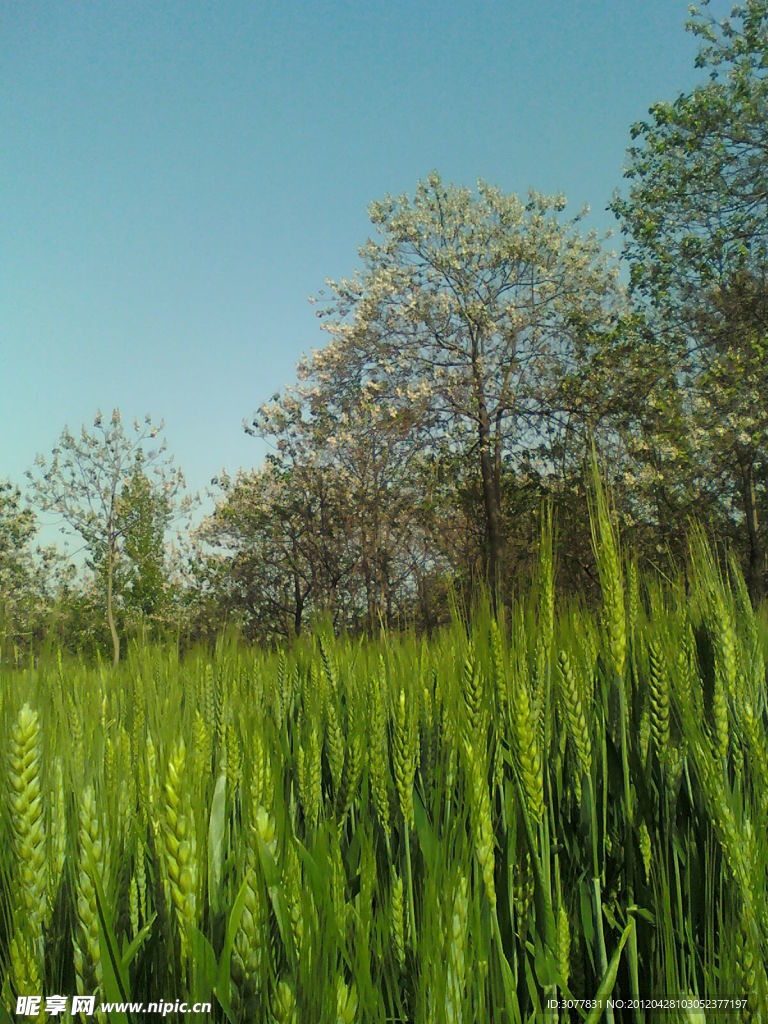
[612,0,768,602]
[0,482,69,661]
[2,497,768,1020]
[28,410,185,664]
[616,1,768,302]
[247,173,621,615]
[115,456,173,621]
[0,482,37,654]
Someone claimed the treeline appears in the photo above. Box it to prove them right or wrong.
[2,2,767,659]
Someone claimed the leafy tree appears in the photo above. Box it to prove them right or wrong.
[0,481,37,655]
[312,173,621,596]
[200,466,316,640]
[612,0,768,599]
[29,410,185,664]
[616,0,768,309]
[0,481,73,657]
[115,454,173,624]
[250,343,440,632]
[198,462,356,640]
[566,312,706,564]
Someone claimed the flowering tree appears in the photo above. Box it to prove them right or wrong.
[692,272,768,597]
[612,0,768,599]
[29,410,185,664]
[311,173,621,593]
[0,482,37,655]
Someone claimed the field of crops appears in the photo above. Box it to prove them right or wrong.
[2,487,768,1022]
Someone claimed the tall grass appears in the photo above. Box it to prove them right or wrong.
[1,486,767,1022]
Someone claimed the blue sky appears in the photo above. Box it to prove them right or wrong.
[1,1,725,523]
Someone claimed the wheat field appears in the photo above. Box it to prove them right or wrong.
[2,484,767,1022]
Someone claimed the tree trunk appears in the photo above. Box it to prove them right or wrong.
[741,460,764,605]
[365,563,376,634]
[472,343,502,602]
[479,430,501,591]
[362,527,375,633]
[106,539,120,666]
[293,573,304,636]
[494,408,503,509]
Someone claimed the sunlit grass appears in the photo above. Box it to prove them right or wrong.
[1,489,767,1022]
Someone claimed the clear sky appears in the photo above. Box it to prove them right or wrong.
[1,0,727,519]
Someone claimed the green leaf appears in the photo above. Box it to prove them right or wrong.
[584,919,635,1024]
[208,770,227,915]
[257,832,297,971]
[523,954,543,1019]
[294,835,325,895]
[88,851,132,1022]
[214,872,251,1018]
[514,775,557,954]
[189,927,217,1006]
[533,933,559,988]
[97,919,131,1024]
[120,914,156,968]
[412,786,437,867]
[579,880,596,971]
